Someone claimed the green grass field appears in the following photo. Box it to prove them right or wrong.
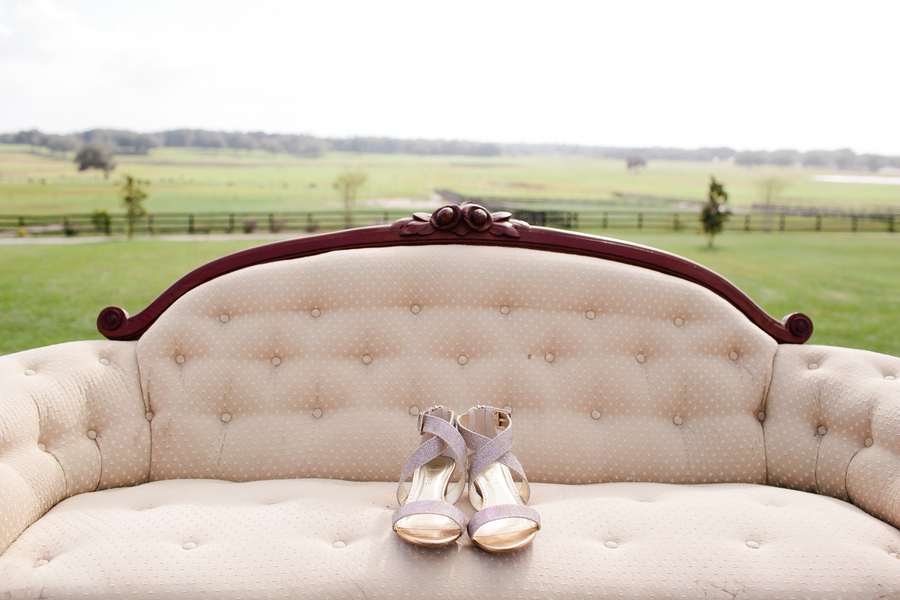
[1,145,898,358]
[1,231,898,357]
[2,144,899,216]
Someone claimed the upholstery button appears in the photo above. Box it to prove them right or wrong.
[219,314,230,323]
[808,363,818,370]
[674,317,684,327]
[757,412,766,421]
[585,310,595,320]
[604,541,618,549]
[458,355,468,365]
[99,358,110,366]
[408,406,419,416]
[865,437,874,447]
[87,430,97,440]
[887,376,896,380]
[175,354,185,364]
[591,409,601,420]
[410,304,421,314]
[182,542,197,550]
[37,443,46,452]
[636,353,646,364]
[500,305,510,315]
[146,412,154,421]
[271,356,282,366]
[502,405,513,413]
[673,416,683,426]
[311,308,321,318]
[221,413,232,423]
[746,540,760,549]
[361,354,372,365]
[729,351,739,361]
[312,408,323,419]
[545,353,554,363]
[333,541,346,549]
[817,425,827,435]
[24,369,35,376]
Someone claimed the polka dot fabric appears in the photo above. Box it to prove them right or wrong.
[766,344,900,527]
[136,245,778,484]
[0,341,149,553]
[2,479,899,599]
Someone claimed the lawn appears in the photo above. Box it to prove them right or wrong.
[1,231,898,357]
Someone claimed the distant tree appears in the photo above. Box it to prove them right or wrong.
[863,154,885,172]
[74,145,116,176]
[770,149,801,167]
[699,176,731,247]
[120,174,149,238]
[626,154,647,170]
[834,149,857,170]
[801,151,828,168]
[735,151,767,167]
[14,129,46,149]
[333,171,368,228]
[46,135,78,154]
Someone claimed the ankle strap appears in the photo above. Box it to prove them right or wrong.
[456,405,531,504]
[397,406,468,504]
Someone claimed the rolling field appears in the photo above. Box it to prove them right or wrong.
[2,144,900,216]
[1,144,898,358]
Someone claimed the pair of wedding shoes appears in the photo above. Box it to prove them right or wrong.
[392,405,541,553]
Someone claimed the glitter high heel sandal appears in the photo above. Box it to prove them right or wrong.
[392,406,468,547]
[457,405,540,552]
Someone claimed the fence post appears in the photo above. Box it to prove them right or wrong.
[574,212,579,229]
[189,214,195,234]
[851,215,858,232]
[673,213,680,231]
[744,215,750,232]
[637,213,643,230]
[602,212,608,229]
[147,215,154,235]
[383,211,389,223]
[815,214,822,231]
[269,213,275,233]
[890,215,896,233]
[228,214,235,233]
[779,214,785,232]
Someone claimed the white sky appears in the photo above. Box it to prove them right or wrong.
[0,0,898,155]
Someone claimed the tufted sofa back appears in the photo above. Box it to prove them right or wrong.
[136,244,779,484]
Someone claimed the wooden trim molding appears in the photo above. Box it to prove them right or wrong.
[98,202,813,344]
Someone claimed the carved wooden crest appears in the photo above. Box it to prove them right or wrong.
[390,202,530,237]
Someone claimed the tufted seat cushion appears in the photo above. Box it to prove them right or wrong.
[2,479,899,599]
[136,244,778,485]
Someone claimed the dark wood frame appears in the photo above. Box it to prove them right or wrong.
[98,203,812,344]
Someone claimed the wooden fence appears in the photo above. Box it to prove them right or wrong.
[1,208,897,238]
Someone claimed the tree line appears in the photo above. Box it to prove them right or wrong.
[2,128,897,169]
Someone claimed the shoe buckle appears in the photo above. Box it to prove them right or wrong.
[490,406,511,428]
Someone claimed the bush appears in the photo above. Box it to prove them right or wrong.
[91,210,112,235]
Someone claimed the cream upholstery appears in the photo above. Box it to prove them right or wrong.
[0,341,148,554]
[3,479,900,599]
[137,245,777,485]
[2,241,900,598]
[766,344,900,527]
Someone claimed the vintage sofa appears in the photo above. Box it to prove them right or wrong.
[2,203,900,599]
